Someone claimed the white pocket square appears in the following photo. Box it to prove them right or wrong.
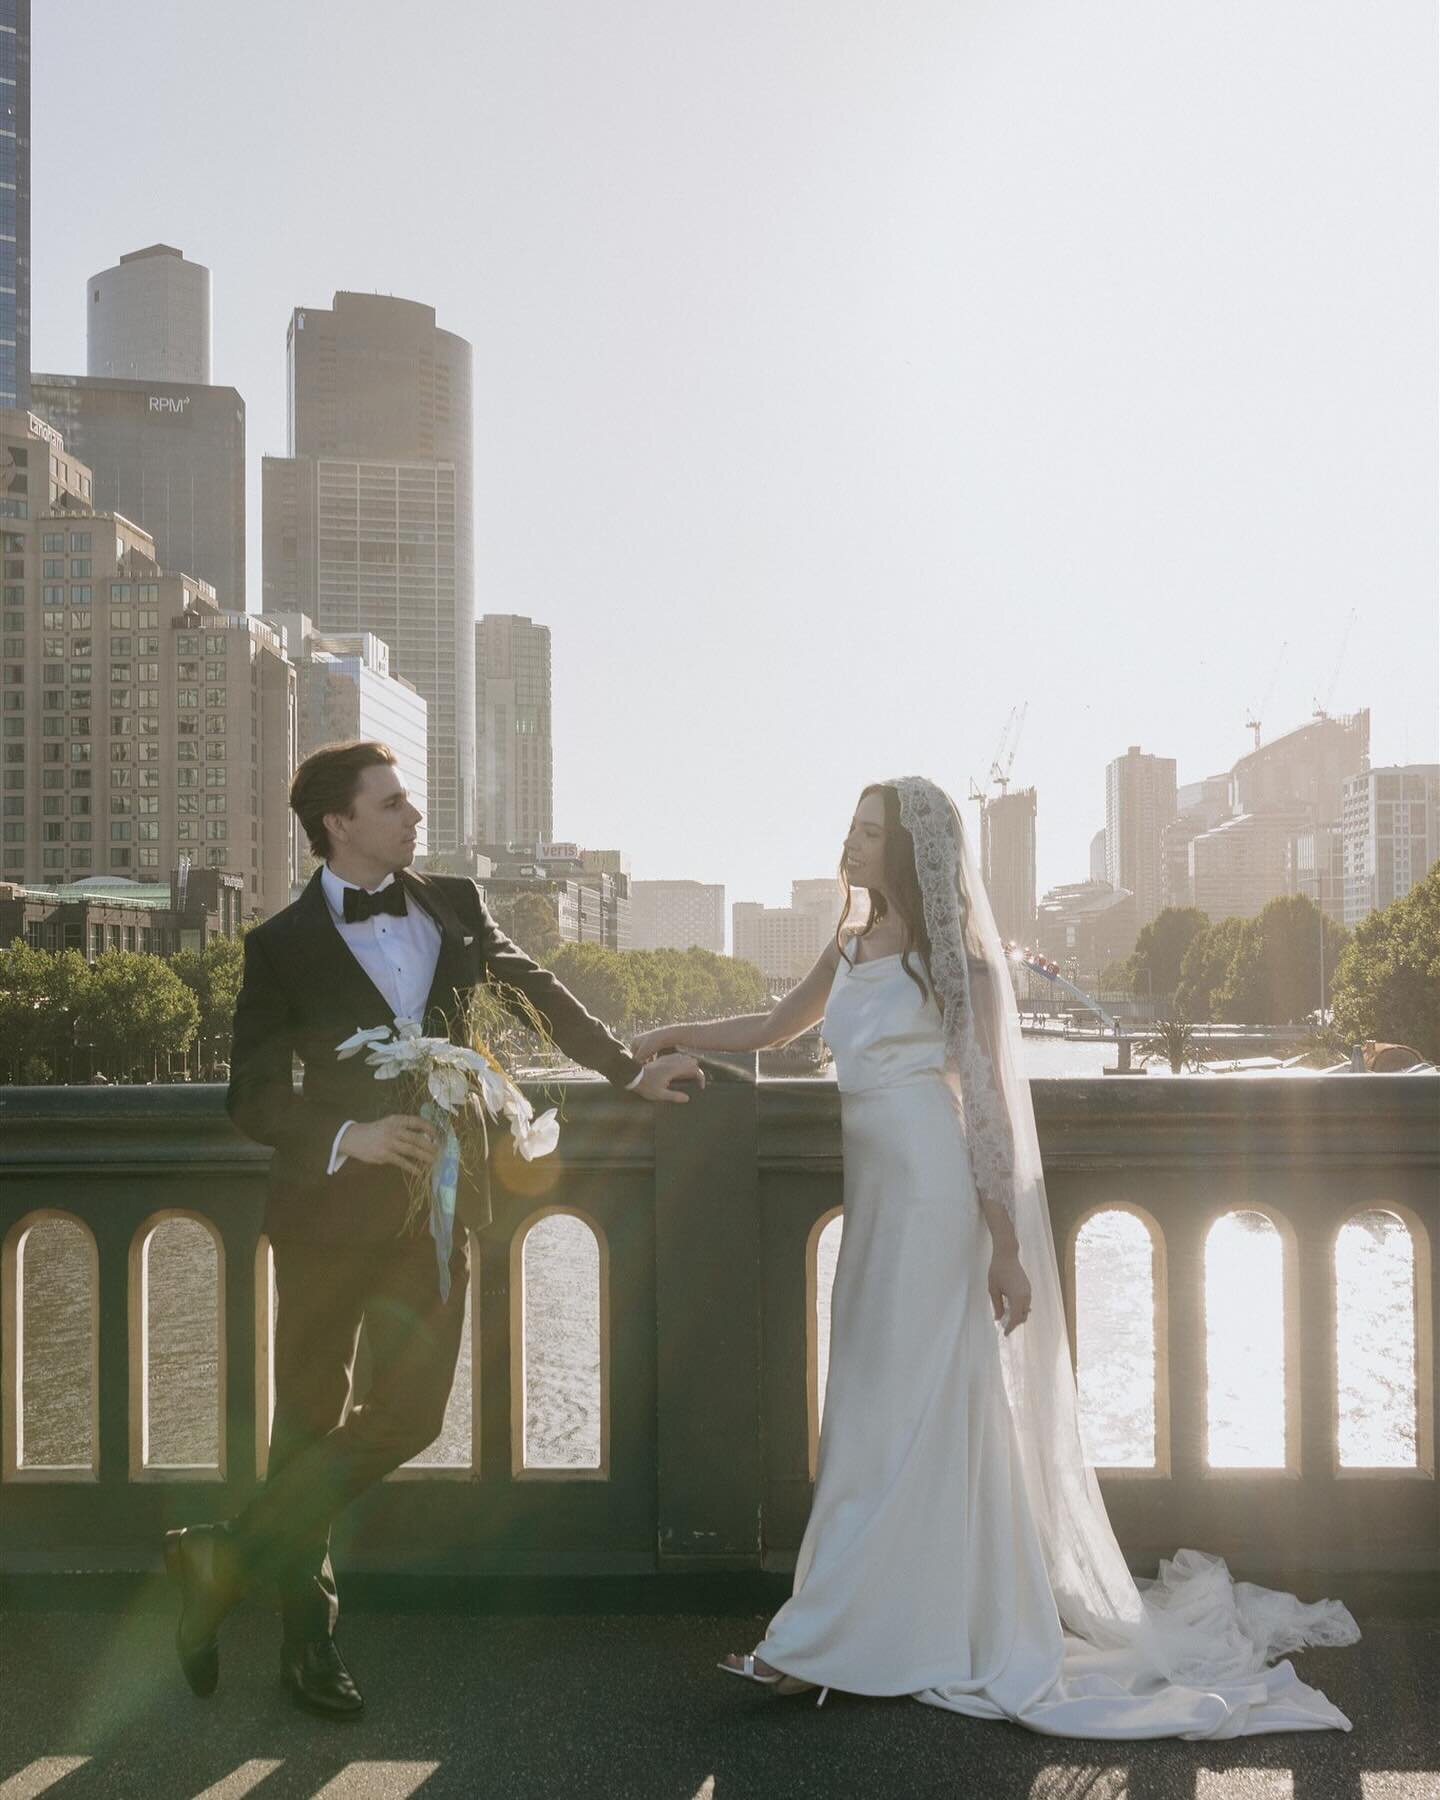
[463,935,475,947]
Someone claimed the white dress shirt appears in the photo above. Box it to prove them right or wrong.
[322,864,644,1175]
[323,865,441,1175]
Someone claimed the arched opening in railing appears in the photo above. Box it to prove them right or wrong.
[1068,1203,1168,1474]
[1203,1207,1298,1471]
[511,1208,608,1479]
[254,1235,276,1480]
[806,1207,844,1480]
[128,1211,226,1481]
[1334,1204,1433,1474]
[1,1211,99,1481]
[397,1238,478,1476]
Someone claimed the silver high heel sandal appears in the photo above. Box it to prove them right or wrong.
[718,1654,830,1705]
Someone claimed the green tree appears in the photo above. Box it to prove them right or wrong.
[171,935,246,1077]
[76,951,199,1082]
[0,943,92,1082]
[1175,916,1248,1020]
[542,942,640,1035]
[489,889,561,958]
[1330,863,1440,1061]
[1126,907,1209,1001]
[1219,895,1349,1025]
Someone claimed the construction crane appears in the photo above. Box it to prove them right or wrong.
[1244,641,1288,752]
[968,704,1029,803]
[1313,607,1358,722]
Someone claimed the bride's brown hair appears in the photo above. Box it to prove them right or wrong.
[836,783,933,1004]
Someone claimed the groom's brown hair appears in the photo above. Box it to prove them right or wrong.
[290,740,399,860]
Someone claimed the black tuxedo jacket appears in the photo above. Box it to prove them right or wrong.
[225,867,642,1244]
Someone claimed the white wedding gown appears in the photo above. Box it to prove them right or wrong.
[755,949,1357,1739]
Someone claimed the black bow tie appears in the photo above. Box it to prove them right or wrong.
[343,882,408,924]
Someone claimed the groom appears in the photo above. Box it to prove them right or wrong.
[165,739,701,1717]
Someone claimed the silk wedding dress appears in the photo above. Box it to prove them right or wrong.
[754,946,1357,1740]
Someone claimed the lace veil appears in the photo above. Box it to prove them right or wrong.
[885,776,1358,1681]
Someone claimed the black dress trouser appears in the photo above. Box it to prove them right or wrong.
[231,1232,470,1642]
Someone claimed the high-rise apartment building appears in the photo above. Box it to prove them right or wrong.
[1341,765,1440,927]
[86,245,211,385]
[1162,775,1230,910]
[979,787,1038,946]
[0,410,295,916]
[1105,746,1176,928]
[630,880,725,953]
[31,373,245,607]
[263,612,428,861]
[264,293,474,852]
[475,613,552,847]
[0,2,29,408]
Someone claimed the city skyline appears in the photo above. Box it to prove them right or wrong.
[27,1,1439,908]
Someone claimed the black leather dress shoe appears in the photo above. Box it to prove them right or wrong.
[162,1525,240,1698]
[281,1639,365,1717]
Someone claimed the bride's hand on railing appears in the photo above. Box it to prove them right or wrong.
[631,1027,678,1063]
[988,1251,1032,1336]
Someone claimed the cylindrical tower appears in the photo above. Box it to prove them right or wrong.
[87,244,212,384]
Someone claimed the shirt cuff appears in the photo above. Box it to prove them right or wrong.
[327,1121,357,1175]
[624,1067,645,1092]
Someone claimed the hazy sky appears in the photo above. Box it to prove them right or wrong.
[34,2,1437,912]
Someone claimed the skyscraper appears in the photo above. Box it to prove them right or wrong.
[30,373,246,607]
[979,787,1038,946]
[86,245,211,385]
[0,408,295,917]
[475,613,553,848]
[1105,746,1177,928]
[0,2,30,409]
[264,293,474,852]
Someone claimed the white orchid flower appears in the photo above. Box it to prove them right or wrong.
[336,1025,393,1060]
[427,1065,471,1112]
[512,1107,560,1161]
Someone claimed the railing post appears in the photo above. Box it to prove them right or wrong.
[652,1055,762,1567]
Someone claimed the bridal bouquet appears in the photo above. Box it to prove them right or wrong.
[336,1008,559,1299]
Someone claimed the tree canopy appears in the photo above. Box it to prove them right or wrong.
[1330,862,1440,1060]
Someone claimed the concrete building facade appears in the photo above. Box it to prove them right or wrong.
[630,879,725,953]
[732,898,830,985]
[1105,746,1176,928]
[1341,764,1440,927]
[1188,809,1314,922]
[0,3,28,409]
[265,292,474,853]
[0,409,295,918]
[31,372,245,608]
[979,787,1038,947]
[263,612,428,861]
[0,864,243,958]
[476,613,552,848]
[86,245,211,385]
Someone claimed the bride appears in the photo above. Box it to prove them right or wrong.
[631,776,1359,1739]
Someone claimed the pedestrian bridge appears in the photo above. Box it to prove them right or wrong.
[1,1072,1436,1798]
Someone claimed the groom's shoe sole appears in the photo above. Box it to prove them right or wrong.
[163,1528,226,1698]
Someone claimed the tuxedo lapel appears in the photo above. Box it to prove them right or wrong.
[292,866,397,1025]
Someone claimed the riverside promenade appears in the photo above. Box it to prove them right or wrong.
[1,1069,1436,1798]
